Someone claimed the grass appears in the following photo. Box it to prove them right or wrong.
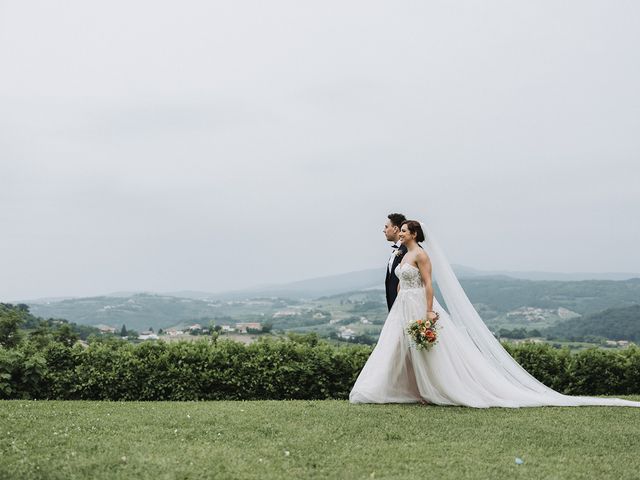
[1,398,640,480]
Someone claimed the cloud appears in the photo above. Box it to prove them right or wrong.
[1,0,639,299]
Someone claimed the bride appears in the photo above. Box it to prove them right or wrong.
[349,220,640,408]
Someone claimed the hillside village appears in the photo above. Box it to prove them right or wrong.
[19,274,640,351]
[95,320,266,340]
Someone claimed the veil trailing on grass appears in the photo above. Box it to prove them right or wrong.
[420,221,640,407]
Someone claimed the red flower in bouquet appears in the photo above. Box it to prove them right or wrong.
[406,313,440,350]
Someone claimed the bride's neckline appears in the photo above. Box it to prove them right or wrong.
[399,262,419,271]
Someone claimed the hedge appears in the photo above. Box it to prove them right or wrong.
[1,337,639,400]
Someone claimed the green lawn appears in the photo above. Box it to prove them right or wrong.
[2,399,640,480]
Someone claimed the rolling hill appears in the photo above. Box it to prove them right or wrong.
[24,276,640,334]
[544,305,640,342]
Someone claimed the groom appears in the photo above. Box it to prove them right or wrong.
[384,213,407,311]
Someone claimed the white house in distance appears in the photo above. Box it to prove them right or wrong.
[235,322,262,333]
[163,328,183,336]
[272,310,299,318]
[96,324,116,334]
[138,331,159,340]
[339,327,356,340]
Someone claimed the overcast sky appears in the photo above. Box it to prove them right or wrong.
[1,1,639,300]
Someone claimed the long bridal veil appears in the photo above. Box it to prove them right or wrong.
[420,221,640,407]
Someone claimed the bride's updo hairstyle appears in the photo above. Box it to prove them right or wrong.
[402,220,425,243]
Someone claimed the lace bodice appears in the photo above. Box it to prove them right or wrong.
[394,263,424,290]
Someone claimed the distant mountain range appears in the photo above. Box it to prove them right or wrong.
[171,266,640,299]
[451,266,640,282]
[163,265,640,300]
[18,265,640,304]
[20,267,640,333]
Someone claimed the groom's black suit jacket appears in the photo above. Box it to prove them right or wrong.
[385,244,407,311]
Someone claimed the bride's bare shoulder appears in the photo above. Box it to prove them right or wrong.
[416,248,431,263]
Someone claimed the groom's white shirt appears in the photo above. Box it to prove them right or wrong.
[388,240,402,273]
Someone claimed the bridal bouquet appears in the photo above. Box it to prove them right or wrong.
[406,313,440,350]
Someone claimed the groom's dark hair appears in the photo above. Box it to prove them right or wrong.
[388,213,406,228]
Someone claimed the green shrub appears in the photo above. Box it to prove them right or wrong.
[41,342,82,399]
[507,342,571,392]
[2,338,640,400]
[622,345,640,394]
[0,346,47,399]
[567,347,629,395]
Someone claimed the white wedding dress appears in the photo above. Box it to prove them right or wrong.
[349,260,640,408]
